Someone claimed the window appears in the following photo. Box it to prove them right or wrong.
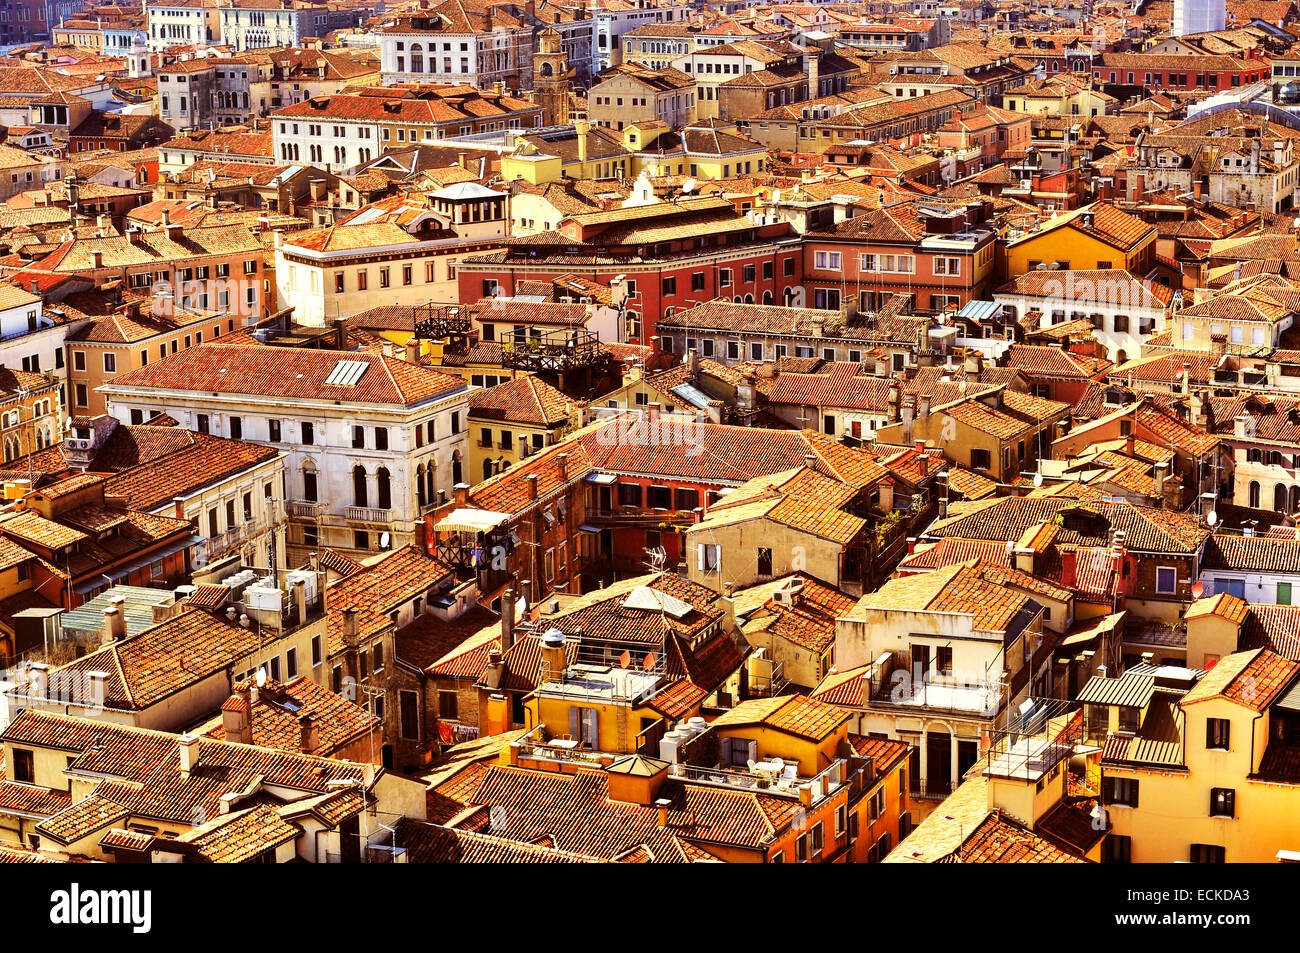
[353,425,365,449]
[73,351,86,371]
[1104,834,1131,863]
[1210,788,1235,818]
[810,821,824,857]
[1155,566,1177,595]
[1190,844,1225,863]
[312,635,322,667]
[103,353,116,373]
[11,748,33,783]
[196,414,210,435]
[936,646,953,675]
[647,485,671,509]
[286,648,298,679]
[301,421,314,445]
[1206,717,1230,750]
[229,416,242,439]
[971,448,991,470]
[618,482,642,508]
[1106,776,1139,807]
[697,543,720,572]
[400,690,421,740]
[269,419,281,442]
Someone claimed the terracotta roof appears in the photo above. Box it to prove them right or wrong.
[709,693,851,741]
[102,343,467,407]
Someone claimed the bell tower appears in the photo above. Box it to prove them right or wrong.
[533,29,571,127]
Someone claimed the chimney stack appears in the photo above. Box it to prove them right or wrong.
[222,684,253,745]
[298,714,319,754]
[178,733,200,777]
[500,587,515,653]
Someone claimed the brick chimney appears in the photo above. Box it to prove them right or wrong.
[221,684,252,745]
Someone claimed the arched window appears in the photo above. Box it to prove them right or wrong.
[1250,480,1261,509]
[1276,483,1288,512]
[377,467,391,510]
[303,467,318,502]
[1291,485,1300,514]
[353,466,368,507]
[415,463,426,507]
[762,291,773,305]
[483,458,494,480]
[410,43,423,72]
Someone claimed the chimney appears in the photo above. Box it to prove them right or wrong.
[526,473,538,501]
[90,249,103,269]
[901,395,916,443]
[292,576,307,623]
[1154,461,1168,503]
[520,579,532,610]
[298,714,319,754]
[222,684,252,745]
[575,119,590,163]
[454,482,469,506]
[655,797,672,826]
[805,50,820,98]
[178,733,200,777]
[102,598,126,643]
[1060,548,1077,589]
[1125,430,1135,456]
[500,587,515,653]
[557,453,568,481]
[341,606,359,648]
[919,394,931,418]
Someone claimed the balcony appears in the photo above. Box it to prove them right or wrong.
[287,500,323,518]
[346,505,393,523]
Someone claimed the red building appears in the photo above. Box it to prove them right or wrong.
[1093,52,1270,91]
[801,199,999,315]
[456,196,804,347]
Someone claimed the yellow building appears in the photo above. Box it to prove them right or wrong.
[467,375,577,484]
[1003,203,1157,280]
[501,118,769,187]
[1002,77,1115,117]
[1089,649,1300,862]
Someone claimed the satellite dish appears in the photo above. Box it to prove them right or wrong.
[1033,473,1044,487]
[255,667,267,687]
[681,177,698,194]
[380,531,392,549]
[1191,581,1206,600]
[1207,510,1218,526]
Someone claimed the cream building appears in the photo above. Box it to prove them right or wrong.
[98,344,473,566]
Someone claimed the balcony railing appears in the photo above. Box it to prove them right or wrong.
[287,500,323,518]
[910,778,955,801]
[346,505,393,523]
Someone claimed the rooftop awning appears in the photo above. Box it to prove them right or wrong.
[586,473,617,485]
[434,509,511,534]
